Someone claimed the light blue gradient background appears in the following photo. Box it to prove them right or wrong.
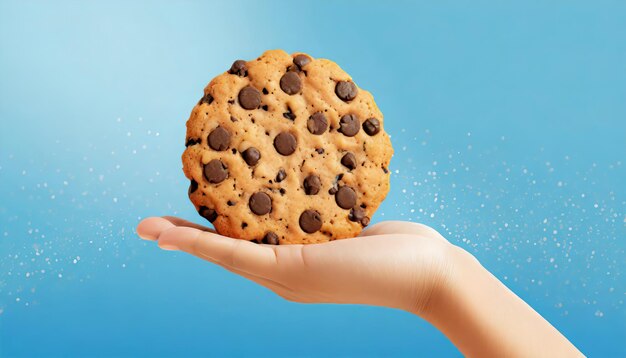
[1,1,624,357]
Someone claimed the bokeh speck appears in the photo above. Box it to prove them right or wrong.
[1,116,623,319]
[1,1,625,356]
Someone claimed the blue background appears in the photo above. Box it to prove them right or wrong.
[1,1,624,356]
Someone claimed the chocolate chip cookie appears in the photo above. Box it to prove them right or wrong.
[182,50,393,244]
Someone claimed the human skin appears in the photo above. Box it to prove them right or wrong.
[137,217,583,357]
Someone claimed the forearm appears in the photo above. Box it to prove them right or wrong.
[419,246,582,357]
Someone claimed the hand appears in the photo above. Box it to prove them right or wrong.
[137,217,457,315]
[137,217,582,356]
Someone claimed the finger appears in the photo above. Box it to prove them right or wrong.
[156,226,278,278]
[162,216,216,233]
[137,217,176,241]
[230,266,309,303]
[142,217,299,298]
[224,265,297,296]
[157,227,303,301]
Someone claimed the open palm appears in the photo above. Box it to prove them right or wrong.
[137,217,456,314]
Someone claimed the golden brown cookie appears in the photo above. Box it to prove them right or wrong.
[182,50,393,244]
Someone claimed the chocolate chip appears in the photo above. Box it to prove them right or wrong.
[188,179,198,195]
[199,206,217,223]
[230,116,238,122]
[382,166,389,173]
[262,105,269,111]
[185,138,200,147]
[335,186,357,209]
[208,126,231,151]
[341,152,357,170]
[349,207,370,226]
[293,54,311,69]
[307,112,328,135]
[315,148,324,154]
[198,93,214,105]
[363,118,381,136]
[349,207,365,222]
[262,232,279,245]
[227,200,235,206]
[279,188,286,195]
[339,114,360,137]
[274,132,297,155]
[361,216,370,226]
[329,174,342,195]
[283,108,296,120]
[280,71,302,95]
[299,210,322,233]
[228,60,247,76]
[303,175,321,195]
[249,192,272,215]
[238,86,261,110]
[203,159,228,183]
[275,168,287,182]
[241,147,261,166]
[262,87,269,95]
[335,81,357,102]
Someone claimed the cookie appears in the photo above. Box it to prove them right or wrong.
[182,50,393,245]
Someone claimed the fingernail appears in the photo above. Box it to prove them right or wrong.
[137,230,158,241]
[160,243,180,251]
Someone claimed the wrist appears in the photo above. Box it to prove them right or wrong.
[399,242,473,318]
[409,242,582,357]
[409,243,478,319]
